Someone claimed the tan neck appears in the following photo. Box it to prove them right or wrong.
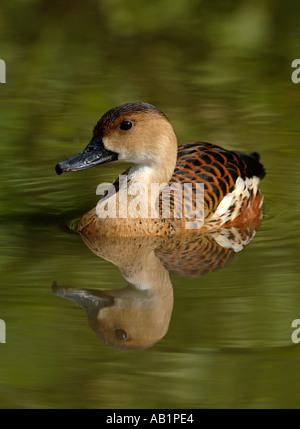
[128,134,178,186]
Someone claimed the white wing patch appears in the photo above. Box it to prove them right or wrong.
[214,176,261,225]
[212,227,256,253]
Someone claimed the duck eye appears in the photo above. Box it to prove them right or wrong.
[115,328,128,341]
[119,120,133,131]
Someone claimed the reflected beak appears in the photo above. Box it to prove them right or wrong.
[52,282,114,319]
[55,135,118,175]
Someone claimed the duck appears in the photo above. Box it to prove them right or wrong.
[55,102,265,236]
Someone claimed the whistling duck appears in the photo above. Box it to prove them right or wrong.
[55,102,265,236]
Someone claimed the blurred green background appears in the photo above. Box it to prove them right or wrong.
[0,0,299,408]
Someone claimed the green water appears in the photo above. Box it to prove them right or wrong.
[0,0,300,409]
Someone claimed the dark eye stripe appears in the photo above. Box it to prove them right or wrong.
[120,120,133,131]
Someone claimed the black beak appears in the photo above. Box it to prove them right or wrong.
[52,282,114,319]
[55,135,118,175]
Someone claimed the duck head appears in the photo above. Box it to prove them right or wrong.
[55,102,178,184]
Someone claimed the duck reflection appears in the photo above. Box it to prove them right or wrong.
[53,236,173,350]
[53,213,261,350]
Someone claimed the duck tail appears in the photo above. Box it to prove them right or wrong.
[249,151,260,162]
[235,150,266,180]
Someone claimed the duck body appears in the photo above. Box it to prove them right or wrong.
[169,141,265,228]
[56,102,265,237]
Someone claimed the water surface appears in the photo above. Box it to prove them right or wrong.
[0,0,299,409]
